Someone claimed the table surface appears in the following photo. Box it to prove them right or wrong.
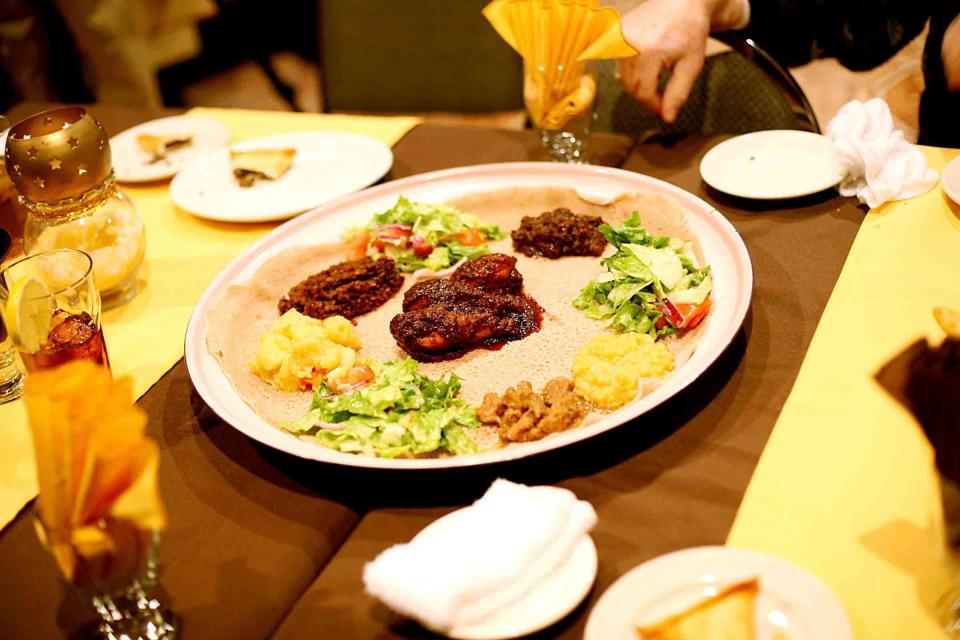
[0,104,865,639]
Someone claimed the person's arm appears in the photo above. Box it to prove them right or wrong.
[617,0,748,123]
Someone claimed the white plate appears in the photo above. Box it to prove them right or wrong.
[170,131,393,222]
[184,162,753,469]
[941,154,960,205]
[110,116,231,183]
[411,509,597,640]
[584,546,852,640]
[700,130,845,199]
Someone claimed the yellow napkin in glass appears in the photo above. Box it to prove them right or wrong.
[24,360,164,588]
[483,0,637,129]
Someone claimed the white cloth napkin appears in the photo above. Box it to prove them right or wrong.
[826,98,938,208]
[362,479,597,632]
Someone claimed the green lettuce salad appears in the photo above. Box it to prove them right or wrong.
[282,358,479,458]
[574,212,713,339]
[346,196,503,273]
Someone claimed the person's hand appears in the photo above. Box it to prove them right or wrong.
[943,13,960,92]
[618,0,747,123]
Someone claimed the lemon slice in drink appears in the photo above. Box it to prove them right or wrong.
[3,276,54,352]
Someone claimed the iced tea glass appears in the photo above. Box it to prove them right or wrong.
[0,248,109,373]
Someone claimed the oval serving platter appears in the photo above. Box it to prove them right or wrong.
[184,162,753,469]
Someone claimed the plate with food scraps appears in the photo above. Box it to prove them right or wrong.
[170,130,393,222]
[110,115,231,183]
[184,161,753,469]
[700,130,845,200]
[584,546,851,640]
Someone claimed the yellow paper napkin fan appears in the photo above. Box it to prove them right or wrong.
[24,360,165,588]
[483,0,637,129]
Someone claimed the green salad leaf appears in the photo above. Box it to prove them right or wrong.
[346,196,503,273]
[281,358,480,458]
[574,212,712,338]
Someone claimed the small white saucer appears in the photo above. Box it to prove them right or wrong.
[941,154,960,206]
[584,546,851,640]
[110,115,231,183]
[170,131,393,223]
[415,509,597,640]
[700,130,845,199]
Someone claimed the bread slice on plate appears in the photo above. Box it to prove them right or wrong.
[636,577,760,640]
[230,148,296,187]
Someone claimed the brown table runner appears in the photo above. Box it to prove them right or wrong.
[0,109,636,639]
[268,136,867,639]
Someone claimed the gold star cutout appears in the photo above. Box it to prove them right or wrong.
[77,163,88,176]
[27,146,39,159]
[33,177,45,188]
[67,137,80,149]
[49,158,62,170]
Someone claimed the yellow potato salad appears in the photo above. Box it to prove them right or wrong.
[250,309,363,392]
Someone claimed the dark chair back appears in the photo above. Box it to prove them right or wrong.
[594,36,820,138]
[318,0,523,113]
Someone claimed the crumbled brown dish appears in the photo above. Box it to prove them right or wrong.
[278,256,403,320]
[511,207,607,258]
[478,377,586,443]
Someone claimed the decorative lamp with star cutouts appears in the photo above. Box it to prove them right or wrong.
[5,106,145,308]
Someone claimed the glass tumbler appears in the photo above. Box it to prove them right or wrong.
[0,248,109,374]
[33,514,178,640]
[524,60,597,163]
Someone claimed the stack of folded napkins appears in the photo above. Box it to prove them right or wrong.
[826,98,938,208]
[363,479,597,632]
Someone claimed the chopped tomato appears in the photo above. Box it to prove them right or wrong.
[346,232,370,260]
[674,297,712,329]
[655,316,668,330]
[329,364,375,394]
[412,236,433,257]
[455,228,485,246]
[344,363,375,386]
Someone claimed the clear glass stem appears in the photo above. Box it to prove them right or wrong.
[90,580,178,640]
[80,531,178,640]
[539,129,588,164]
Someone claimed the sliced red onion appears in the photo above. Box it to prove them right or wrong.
[661,297,685,327]
[339,379,372,394]
[374,223,412,233]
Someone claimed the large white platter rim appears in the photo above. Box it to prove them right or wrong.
[184,162,753,469]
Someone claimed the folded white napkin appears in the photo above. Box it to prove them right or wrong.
[363,479,597,632]
[826,98,938,208]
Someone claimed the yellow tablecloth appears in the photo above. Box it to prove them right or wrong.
[0,108,420,530]
[728,147,960,637]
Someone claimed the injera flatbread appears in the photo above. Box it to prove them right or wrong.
[205,187,707,449]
